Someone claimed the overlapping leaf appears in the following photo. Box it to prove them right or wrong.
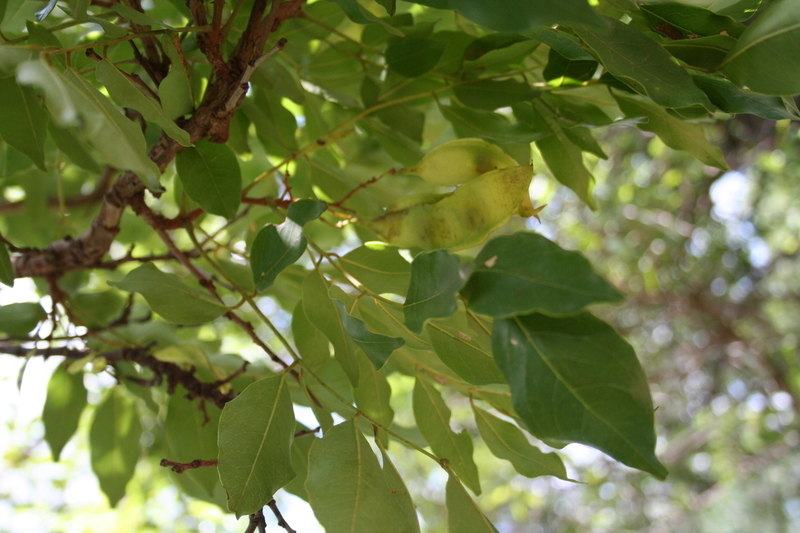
[175,139,241,219]
[404,251,466,334]
[218,375,296,517]
[0,76,48,169]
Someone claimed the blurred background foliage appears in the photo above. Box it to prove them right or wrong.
[3,116,798,533]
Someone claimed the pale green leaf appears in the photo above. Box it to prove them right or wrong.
[339,243,411,296]
[413,375,481,494]
[0,76,48,170]
[90,388,142,507]
[165,388,221,497]
[96,60,191,146]
[613,91,728,169]
[159,35,194,119]
[109,263,227,325]
[292,299,331,371]
[379,446,421,533]
[352,353,394,427]
[305,419,410,533]
[43,365,87,461]
[0,302,46,336]
[473,405,568,480]
[218,375,296,517]
[445,473,498,533]
[333,300,405,369]
[426,318,505,385]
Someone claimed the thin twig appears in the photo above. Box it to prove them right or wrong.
[267,500,296,533]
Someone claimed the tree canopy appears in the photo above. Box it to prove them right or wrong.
[1,0,799,531]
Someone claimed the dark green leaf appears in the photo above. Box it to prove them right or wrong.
[386,37,446,77]
[250,222,306,292]
[426,318,505,385]
[165,388,221,497]
[493,312,668,478]
[302,270,360,386]
[43,366,87,461]
[218,375,296,517]
[523,27,595,61]
[720,0,800,95]
[563,126,608,159]
[376,0,396,16]
[641,3,744,38]
[445,472,498,532]
[333,300,404,369]
[404,251,466,334]
[327,0,403,35]
[109,263,228,325]
[473,405,568,480]
[175,140,242,219]
[0,242,13,287]
[440,103,548,144]
[573,17,712,108]
[413,375,481,494]
[613,91,728,169]
[662,34,736,70]
[692,74,794,119]
[0,76,48,170]
[306,419,410,532]
[451,0,603,32]
[0,302,46,336]
[462,232,623,318]
[90,388,142,507]
[287,199,328,225]
[454,79,537,110]
[543,49,598,86]
[536,93,614,128]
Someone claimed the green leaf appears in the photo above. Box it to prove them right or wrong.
[376,0,396,16]
[445,473,498,533]
[413,375,481,494]
[340,243,411,296]
[96,60,191,146]
[43,365,87,461]
[472,405,568,480]
[333,300,405,369]
[640,3,744,38]
[218,375,295,517]
[492,312,668,479]
[113,3,171,28]
[720,0,800,95]
[283,427,316,501]
[109,263,227,325]
[523,27,595,61]
[0,241,13,287]
[573,17,712,108]
[461,232,623,318]
[386,37,447,77]
[175,139,242,219]
[378,446,421,533]
[165,388,221,497]
[70,290,126,329]
[613,91,728,169]
[0,76,48,170]
[543,49,598,86]
[454,79,537,110]
[63,69,163,191]
[302,270,360,386]
[250,222,306,292]
[532,102,597,209]
[404,251,466,334]
[426,318,505,385]
[34,0,57,21]
[451,0,603,32]
[48,122,101,173]
[439,103,548,144]
[15,60,77,127]
[292,299,331,371]
[352,353,394,427]
[158,35,194,119]
[662,34,736,70]
[288,199,328,225]
[90,388,142,507]
[305,419,410,533]
[692,74,794,120]
[327,0,403,35]
[0,302,46,336]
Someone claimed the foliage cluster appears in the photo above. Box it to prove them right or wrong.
[1,0,799,530]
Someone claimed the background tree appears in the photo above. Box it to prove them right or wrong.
[1,0,798,531]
